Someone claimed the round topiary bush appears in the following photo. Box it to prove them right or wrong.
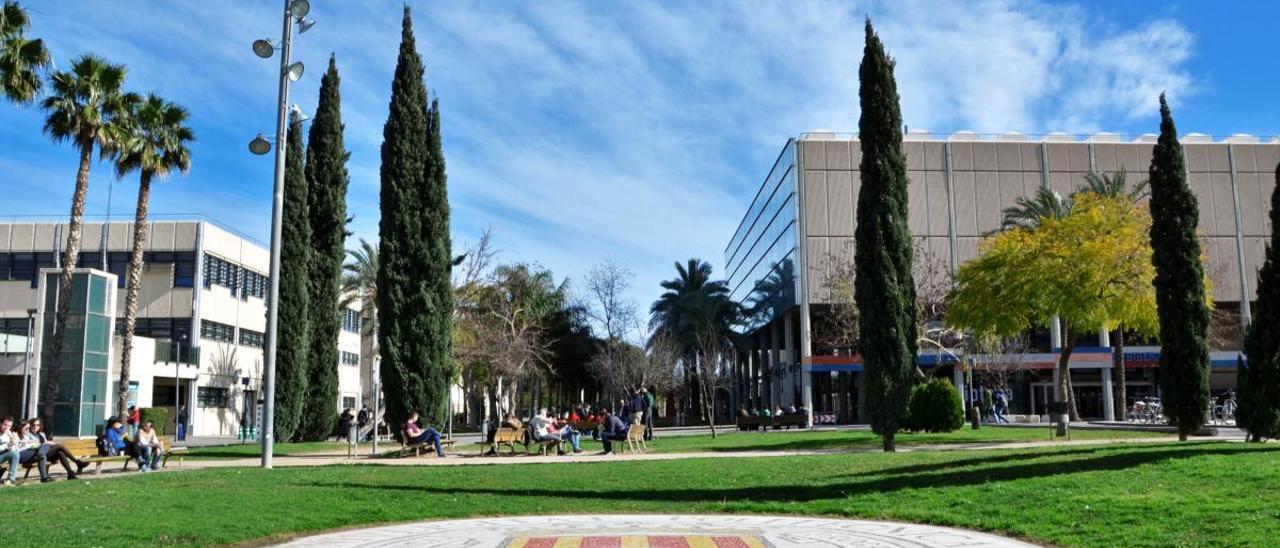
[904,378,965,433]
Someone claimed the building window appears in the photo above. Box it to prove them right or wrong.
[342,396,356,410]
[239,328,264,349]
[122,317,193,343]
[341,351,359,367]
[197,387,229,408]
[174,251,196,288]
[342,309,361,334]
[202,254,266,299]
[200,320,235,343]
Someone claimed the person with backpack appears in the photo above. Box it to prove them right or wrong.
[99,418,132,458]
[994,389,1010,424]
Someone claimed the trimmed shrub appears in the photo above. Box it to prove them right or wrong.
[904,379,965,433]
[140,407,170,435]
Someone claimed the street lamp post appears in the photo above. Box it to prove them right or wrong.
[372,356,380,455]
[250,0,314,469]
[20,308,36,419]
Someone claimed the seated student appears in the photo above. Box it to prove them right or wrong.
[102,418,133,457]
[0,417,20,486]
[133,421,165,472]
[501,412,523,430]
[738,405,749,418]
[598,409,628,455]
[29,418,88,479]
[403,411,446,457]
[529,408,564,455]
[13,420,53,483]
[548,414,583,454]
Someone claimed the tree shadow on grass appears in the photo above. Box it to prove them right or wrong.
[300,444,1277,506]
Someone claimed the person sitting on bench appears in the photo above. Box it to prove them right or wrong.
[529,408,564,455]
[403,411,446,457]
[29,418,88,479]
[548,413,583,454]
[134,421,165,472]
[0,417,21,486]
[102,419,133,457]
[598,408,628,456]
[13,420,53,483]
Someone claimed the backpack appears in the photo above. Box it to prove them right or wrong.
[95,433,114,457]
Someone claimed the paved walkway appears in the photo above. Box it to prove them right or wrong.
[278,514,1037,547]
[172,435,1185,470]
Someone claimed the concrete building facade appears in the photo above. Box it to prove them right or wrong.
[727,132,1277,423]
[0,218,367,436]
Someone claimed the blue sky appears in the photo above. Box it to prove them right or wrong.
[3,0,1280,314]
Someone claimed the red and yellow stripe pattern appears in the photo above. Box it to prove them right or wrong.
[504,535,768,548]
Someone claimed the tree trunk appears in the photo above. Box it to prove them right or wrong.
[116,171,153,420]
[45,138,95,423]
[1057,322,1081,422]
[883,431,896,452]
[1114,328,1127,422]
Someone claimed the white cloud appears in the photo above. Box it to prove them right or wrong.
[0,0,1198,314]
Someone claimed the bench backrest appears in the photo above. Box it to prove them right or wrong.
[59,439,100,458]
[775,415,805,425]
[568,420,599,431]
[494,426,523,444]
[626,423,645,441]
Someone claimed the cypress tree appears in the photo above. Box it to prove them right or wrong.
[418,96,455,424]
[378,7,431,429]
[1240,162,1280,441]
[274,118,310,442]
[1147,94,1211,441]
[298,55,349,440]
[853,19,917,452]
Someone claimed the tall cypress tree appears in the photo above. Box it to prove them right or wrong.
[1148,94,1211,441]
[853,19,917,452]
[419,96,455,424]
[378,7,431,429]
[1240,162,1280,441]
[298,55,349,440]
[274,118,310,442]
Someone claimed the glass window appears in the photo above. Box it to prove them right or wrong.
[342,396,356,409]
[174,251,195,288]
[197,387,229,408]
[239,328,264,349]
[341,351,360,367]
[200,320,235,343]
[342,309,361,333]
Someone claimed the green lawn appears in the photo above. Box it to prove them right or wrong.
[461,425,1172,455]
[2,441,1273,546]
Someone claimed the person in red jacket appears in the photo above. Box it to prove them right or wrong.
[126,405,141,438]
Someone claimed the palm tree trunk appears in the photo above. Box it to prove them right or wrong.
[44,139,95,422]
[1113,327,1127,422]
[116,171,152,420]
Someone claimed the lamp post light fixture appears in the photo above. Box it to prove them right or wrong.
[250,0,316,470]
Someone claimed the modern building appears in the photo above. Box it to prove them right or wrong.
[0,218,368,436]
[726,131,1277,423]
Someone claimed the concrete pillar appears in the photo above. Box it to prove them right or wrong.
[953,363,966,408]
[799,303,815,427]
[770,319,781,410]
[783,310,796,407]
[1101,367,1115,421]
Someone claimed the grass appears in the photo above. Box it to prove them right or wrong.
[460,425,1172,455]
[3,441,1273,546]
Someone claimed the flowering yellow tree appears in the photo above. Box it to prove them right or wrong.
[949,194,1162,420]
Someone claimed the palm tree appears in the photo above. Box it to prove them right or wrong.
[342,238,379,346]
[39,54,130,419]
[111,93,194,420]
[997,187,1073,233]
[1076,168,1148,421]
[0,1,50,104]
[650,258,736,418]
[1077,168,1149,203]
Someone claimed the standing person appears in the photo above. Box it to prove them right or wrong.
[402,411,446,457]
[994,389,1009,424]
[357,404,371,440]
[13,420,53,483]
[0,417,21,486]
[126,405,141,438]
[643,387,656,441]
[598,408,628,455]
[176,406,188,441]
[134,421,165,471]
[628,387,647,426]
[29,419,88,479]
[337,409,355,442]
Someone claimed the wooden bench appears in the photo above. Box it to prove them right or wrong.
[489,425,526,455]
[567,419,599,433]
[8,436,188,478]
[623,423,648,454]
[526,425,565,456]
[773,414,806,430]
[398,429,457,458]
[736,416,767,431]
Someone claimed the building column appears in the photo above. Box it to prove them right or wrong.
[953,362,966,409]
[1101,366,1115,422]
[769,319,781,410]
[1228,143,1253,330]
[783,309,796,408]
